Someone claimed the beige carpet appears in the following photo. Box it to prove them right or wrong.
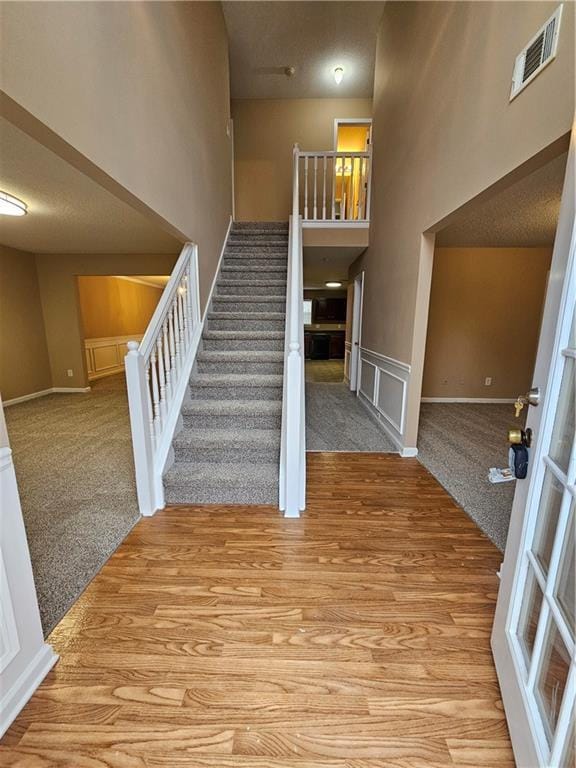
[5,374,139,634]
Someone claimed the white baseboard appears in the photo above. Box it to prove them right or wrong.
[421,397,516,404]
[0,643,58,738]
[400,446,419,457]
[4,387,91,406]
[357,390,405,455]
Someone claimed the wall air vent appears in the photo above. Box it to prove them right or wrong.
[510,5,563,101]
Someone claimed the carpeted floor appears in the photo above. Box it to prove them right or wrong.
[306,381,397,452]
[5,374,140,634]
[418,402,526,552]
[305,359,345,382]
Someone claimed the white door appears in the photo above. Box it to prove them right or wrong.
[349,271,364,392]
[492,139,575,767]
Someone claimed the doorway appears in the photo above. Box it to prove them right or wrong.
[417,149,569,553]
[333,119,372,222]
[347,270,364,392]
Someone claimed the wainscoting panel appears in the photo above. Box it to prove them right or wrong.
[357,347,411,451]
[85,335,143,381]
[344,341,351,382]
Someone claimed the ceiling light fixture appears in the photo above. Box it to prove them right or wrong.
[326,281,342,288]
[334,66,344,85]
[0,191,27,216]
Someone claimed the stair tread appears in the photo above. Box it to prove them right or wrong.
[198,350,283,360]
[208,311,284,319]
[213,295,285,302]
[218,279,287,286]
[203,330,284,339]
[182,399,281,414]
[191,373,283,386]
[165,460,277,485]
[174,428,280,447]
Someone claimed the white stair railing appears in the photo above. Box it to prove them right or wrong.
[297,149,372,223]
[125,243,201,516]
[279,145,306,517]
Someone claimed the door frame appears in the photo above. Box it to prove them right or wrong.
[492,130,575,767]
[349,271,365,393]
[333,118,372,151]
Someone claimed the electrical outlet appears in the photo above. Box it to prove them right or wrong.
[67,369,74,378]
[485,377,492,386]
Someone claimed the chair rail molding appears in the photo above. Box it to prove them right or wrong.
[85,335,143,381]
[356,346,415,456]
[125,218,232,517]
[0,400,58,738]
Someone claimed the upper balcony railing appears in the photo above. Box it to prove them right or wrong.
[295,146,372,224]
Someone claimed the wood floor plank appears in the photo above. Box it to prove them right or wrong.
[0,452,511,766]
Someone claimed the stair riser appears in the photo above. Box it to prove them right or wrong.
[173,442,280,463]
[208,318,285,331]
[225,257,288,268]
[197,360,284,375]
[190,385,282,401]
[222,267,288,278]
[228,236,288,244]
[203,337,284,351]
[183,411,281,429]
[212,300,285,313]
[164,484,278,506]
[226,248,287,256]
[218,283,286,296]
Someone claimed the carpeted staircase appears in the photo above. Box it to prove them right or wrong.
[163,222,288,505]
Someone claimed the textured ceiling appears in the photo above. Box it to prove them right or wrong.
[437,153,568,247]
[303,245,365,288]
[223,1,384,99]
[0,118,182,255]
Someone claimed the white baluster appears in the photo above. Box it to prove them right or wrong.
[322,155,327,220]
[170,301,180,381]
[331,155,336,220]
[156,336,167,423]
[350,155,356,221]
[145,362,156,450]
[313,156,318,220]
[162,318,172,408]
[304,156,309,220]
[341,156,346,220]
[149,351,162,442]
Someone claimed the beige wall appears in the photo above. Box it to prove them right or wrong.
[78,277,163,340]
[350,1,574,445]
[232,98,372,221]
[0,1,232,310]
[0,246,51,401]
[422,248,552,399]
[36,254,177,389]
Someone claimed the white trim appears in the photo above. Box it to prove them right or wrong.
[401,447,418,458]
[2,389,54,407]
[302,220,369,229]
[3,387,91,406]
[421,397,517,404]
[0,643,58,739]
[357,390,403,454]
[115,275,168,289]
[0,553,20,673]
[203,216,233,323]
[360,346,411,374]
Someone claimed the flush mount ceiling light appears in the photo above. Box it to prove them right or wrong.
[0,191,27,216]
[326,281,342,288]
[334,66,344,85]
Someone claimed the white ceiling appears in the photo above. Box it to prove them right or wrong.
[303,245,366,288]
[223,1,384,99]
[0,118,182,255]
[437,152,568,248]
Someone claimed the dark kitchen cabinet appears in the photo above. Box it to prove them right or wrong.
[304,331,345,360]
[313,298,346,323]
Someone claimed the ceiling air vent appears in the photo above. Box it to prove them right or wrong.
[510,5,563,100]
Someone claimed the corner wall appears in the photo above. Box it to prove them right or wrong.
[0,1,232,311]
[232,98,372,221]
[422,247,552,400]
[350,1,575,448]
[0,246,51,401]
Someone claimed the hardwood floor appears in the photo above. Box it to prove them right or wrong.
[0,453,514,767]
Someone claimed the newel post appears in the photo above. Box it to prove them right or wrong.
[284,341,302,518]
[125,341,156,516]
